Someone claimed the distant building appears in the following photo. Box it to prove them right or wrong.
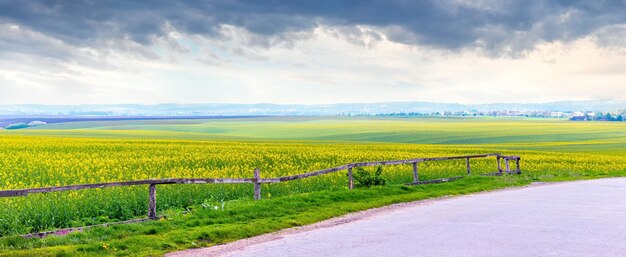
[550,112,566,118]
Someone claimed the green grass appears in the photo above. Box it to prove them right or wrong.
[3,173,621,257]
[15,116,626,152]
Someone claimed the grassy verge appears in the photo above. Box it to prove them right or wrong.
[1,172,622,257]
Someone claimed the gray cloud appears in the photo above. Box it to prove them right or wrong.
[0,0,625,57]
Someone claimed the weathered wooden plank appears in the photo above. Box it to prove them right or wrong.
[258,178,281,183]
[412,162,419,183]
[353,159,422,167]
[277,164,352,182]
[516,158,521,173]
[466,157,471,175]
[353,153,499,167]
[0,178,256,197]
[253,168,261,200]
[148,184,157,219]
[422,153,499,162]
[272,153,501,182]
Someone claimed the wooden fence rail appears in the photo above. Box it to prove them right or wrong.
[0,153,521,220]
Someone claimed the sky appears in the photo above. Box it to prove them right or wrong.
[0,0,625,105]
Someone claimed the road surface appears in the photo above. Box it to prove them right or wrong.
[169,178,626,257]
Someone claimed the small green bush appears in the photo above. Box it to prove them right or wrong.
[354,166,386,187]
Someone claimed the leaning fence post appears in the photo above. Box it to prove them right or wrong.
[348,166,354,190]
[412,162,419,183]
[148,184,157,219]
[465,157,471,175]
[253,168,261,200]
[516,157,521,173]
[497,156,502,174]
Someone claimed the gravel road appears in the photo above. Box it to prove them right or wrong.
[168,178,626,257]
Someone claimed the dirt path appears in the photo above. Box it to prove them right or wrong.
[168,178,626,257]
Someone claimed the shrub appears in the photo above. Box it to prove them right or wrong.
[353,166,386,187]
[4,123,28,130]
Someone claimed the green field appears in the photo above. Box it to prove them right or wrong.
[0,116,625,256]
[20,116,626,151]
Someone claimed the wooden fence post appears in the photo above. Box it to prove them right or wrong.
[505,158,511,173]
[148,184,157,219]
[253,168,261,200]
[348,166,354,190]
[412,162,419,183]
[465,157,471,175]
[497,156,502,174]
[516,157,521,173]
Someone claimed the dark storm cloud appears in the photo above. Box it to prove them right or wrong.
[0,0,625,55]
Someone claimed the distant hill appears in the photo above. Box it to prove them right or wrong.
[0,101,624,116]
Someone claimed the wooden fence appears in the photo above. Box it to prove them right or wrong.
[0,153,521,220]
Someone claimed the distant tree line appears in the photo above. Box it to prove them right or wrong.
[373,111,553,117]
[372,110,626,121]
[375,112,431,117]
[570,112,624,121]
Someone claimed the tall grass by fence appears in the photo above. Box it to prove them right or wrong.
[0,153,520,237]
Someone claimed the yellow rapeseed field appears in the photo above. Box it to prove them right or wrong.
[0,129,625,235]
